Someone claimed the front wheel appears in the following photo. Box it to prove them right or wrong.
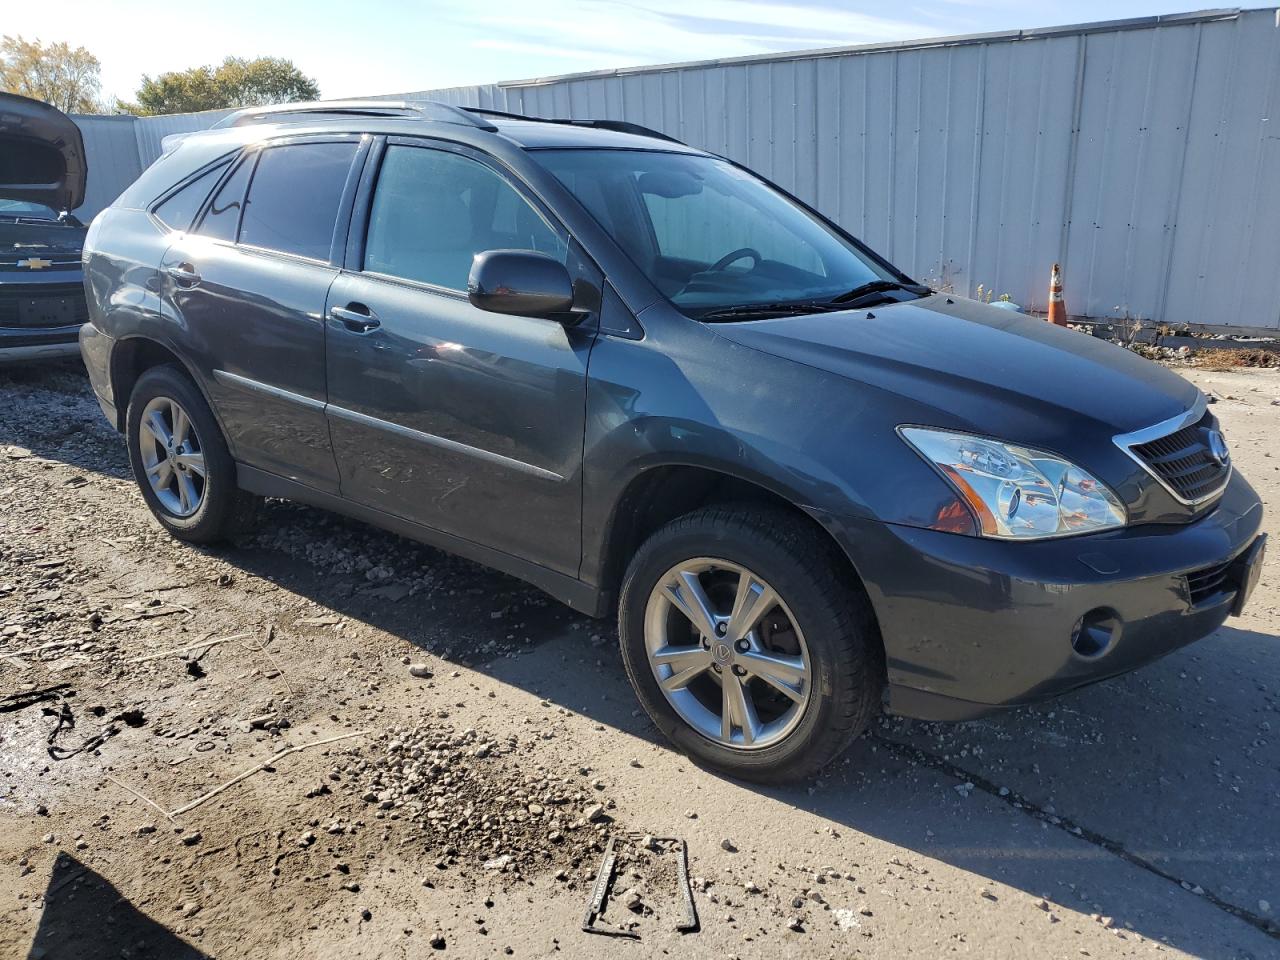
[618,505,882,783]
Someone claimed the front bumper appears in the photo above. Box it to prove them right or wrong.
[0,336,81,362]
[1,269,87,363]
[837,471,1265,720]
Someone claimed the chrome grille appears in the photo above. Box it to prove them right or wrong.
[1115,400,1231,506]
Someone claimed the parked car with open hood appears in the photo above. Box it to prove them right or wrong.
[0,92,89,361]
[61,101,1265,781]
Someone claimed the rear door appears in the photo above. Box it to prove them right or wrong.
[324,138,600,576]
[160,136,367,493]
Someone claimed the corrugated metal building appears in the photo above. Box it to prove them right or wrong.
[68,115,143,222]
[72,7,1280,332]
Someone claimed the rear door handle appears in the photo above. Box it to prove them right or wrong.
[166,263,200,286]
[330,304,380,333]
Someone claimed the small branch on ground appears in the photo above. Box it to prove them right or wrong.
[105,774,181,827]
[125,633,251,664]
[168,730,367,817]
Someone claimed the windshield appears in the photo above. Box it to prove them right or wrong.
[533,149,908,318]
[0,199,60,220]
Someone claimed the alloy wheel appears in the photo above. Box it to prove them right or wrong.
[643,558,812,750]
[137,396,206,518]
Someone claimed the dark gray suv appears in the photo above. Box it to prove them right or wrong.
[68,102,1264,781]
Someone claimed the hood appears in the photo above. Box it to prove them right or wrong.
[0,93,87,212]
[713,294,1200,442]
[0,217,87,259]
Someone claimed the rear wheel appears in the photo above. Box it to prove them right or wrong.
[125,365,259,542]
[618,505,882,783]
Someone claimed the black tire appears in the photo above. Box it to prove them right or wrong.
[618,504,882,783]
[125,365,259,543]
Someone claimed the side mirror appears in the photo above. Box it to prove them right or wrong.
[468,249,576,320]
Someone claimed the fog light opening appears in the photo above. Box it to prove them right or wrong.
[1070,608,1119,659]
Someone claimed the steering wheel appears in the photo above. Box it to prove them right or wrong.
[707,247,761,273]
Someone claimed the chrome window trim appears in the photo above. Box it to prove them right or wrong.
[1112,394,1231,506]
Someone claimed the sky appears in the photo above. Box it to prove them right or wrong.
[4,0,1195,106]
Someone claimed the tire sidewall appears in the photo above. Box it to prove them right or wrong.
[619,515,872,780]
[125,366,237,542]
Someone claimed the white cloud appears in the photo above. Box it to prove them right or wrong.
[462,0,931,70]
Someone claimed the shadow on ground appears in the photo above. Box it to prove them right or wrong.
[26,853,206,960]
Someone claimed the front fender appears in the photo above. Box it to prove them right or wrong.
[579,315,968,587]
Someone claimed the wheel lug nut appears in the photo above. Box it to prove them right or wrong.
[735,639,749,651]
[712,664,722,673]
[715,623,727,636]
[732,665,746,677]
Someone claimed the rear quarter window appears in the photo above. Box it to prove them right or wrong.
[152,161,229,232]
[112,132,244,211]
[195,156,253,243]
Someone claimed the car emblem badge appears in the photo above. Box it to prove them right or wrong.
[1208,429,1229,466]
[18,257,52,270]
[713,641,733,664]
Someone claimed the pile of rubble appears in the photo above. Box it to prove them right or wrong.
[1124,341,1280,369]
[338,722,613,881]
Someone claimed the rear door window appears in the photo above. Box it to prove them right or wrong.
[239,142,359,261]
[363,145,566,291]
[196,156,253,243]
[153,161,229,231]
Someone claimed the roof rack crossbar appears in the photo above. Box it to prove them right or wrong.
[461,107,682,144]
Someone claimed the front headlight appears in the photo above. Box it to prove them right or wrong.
[899,427,1126,540]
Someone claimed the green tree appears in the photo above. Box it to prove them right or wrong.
[1,35,103,113]
[126,56,320,116]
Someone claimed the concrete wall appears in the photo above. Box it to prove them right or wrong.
[73,7,1280,331]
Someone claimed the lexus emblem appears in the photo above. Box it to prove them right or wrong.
[18,257,52,270]
[1207,429,1230,466]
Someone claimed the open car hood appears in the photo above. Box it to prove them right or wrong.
[0,93,87,212]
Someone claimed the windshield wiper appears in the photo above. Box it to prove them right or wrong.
[695,301,842,322]
[827,279,929,307]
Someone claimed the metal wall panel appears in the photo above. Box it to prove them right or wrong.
[68,116,143,220]
[75,7,1280,330]
[130,108,235,167]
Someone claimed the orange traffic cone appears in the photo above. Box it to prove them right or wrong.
[1047,263,1068,326]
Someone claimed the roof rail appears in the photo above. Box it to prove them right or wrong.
[211,99,498,131]
[461,107,683,144]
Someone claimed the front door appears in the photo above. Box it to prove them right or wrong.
[325,140,598,576]
[160,137,364,493]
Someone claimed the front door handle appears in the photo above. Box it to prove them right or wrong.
[166,263,200,286]
[330,304,380,333]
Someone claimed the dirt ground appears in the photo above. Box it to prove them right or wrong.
[1,360,1277,960]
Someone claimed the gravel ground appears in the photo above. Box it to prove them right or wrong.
[1,360,1277,959]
